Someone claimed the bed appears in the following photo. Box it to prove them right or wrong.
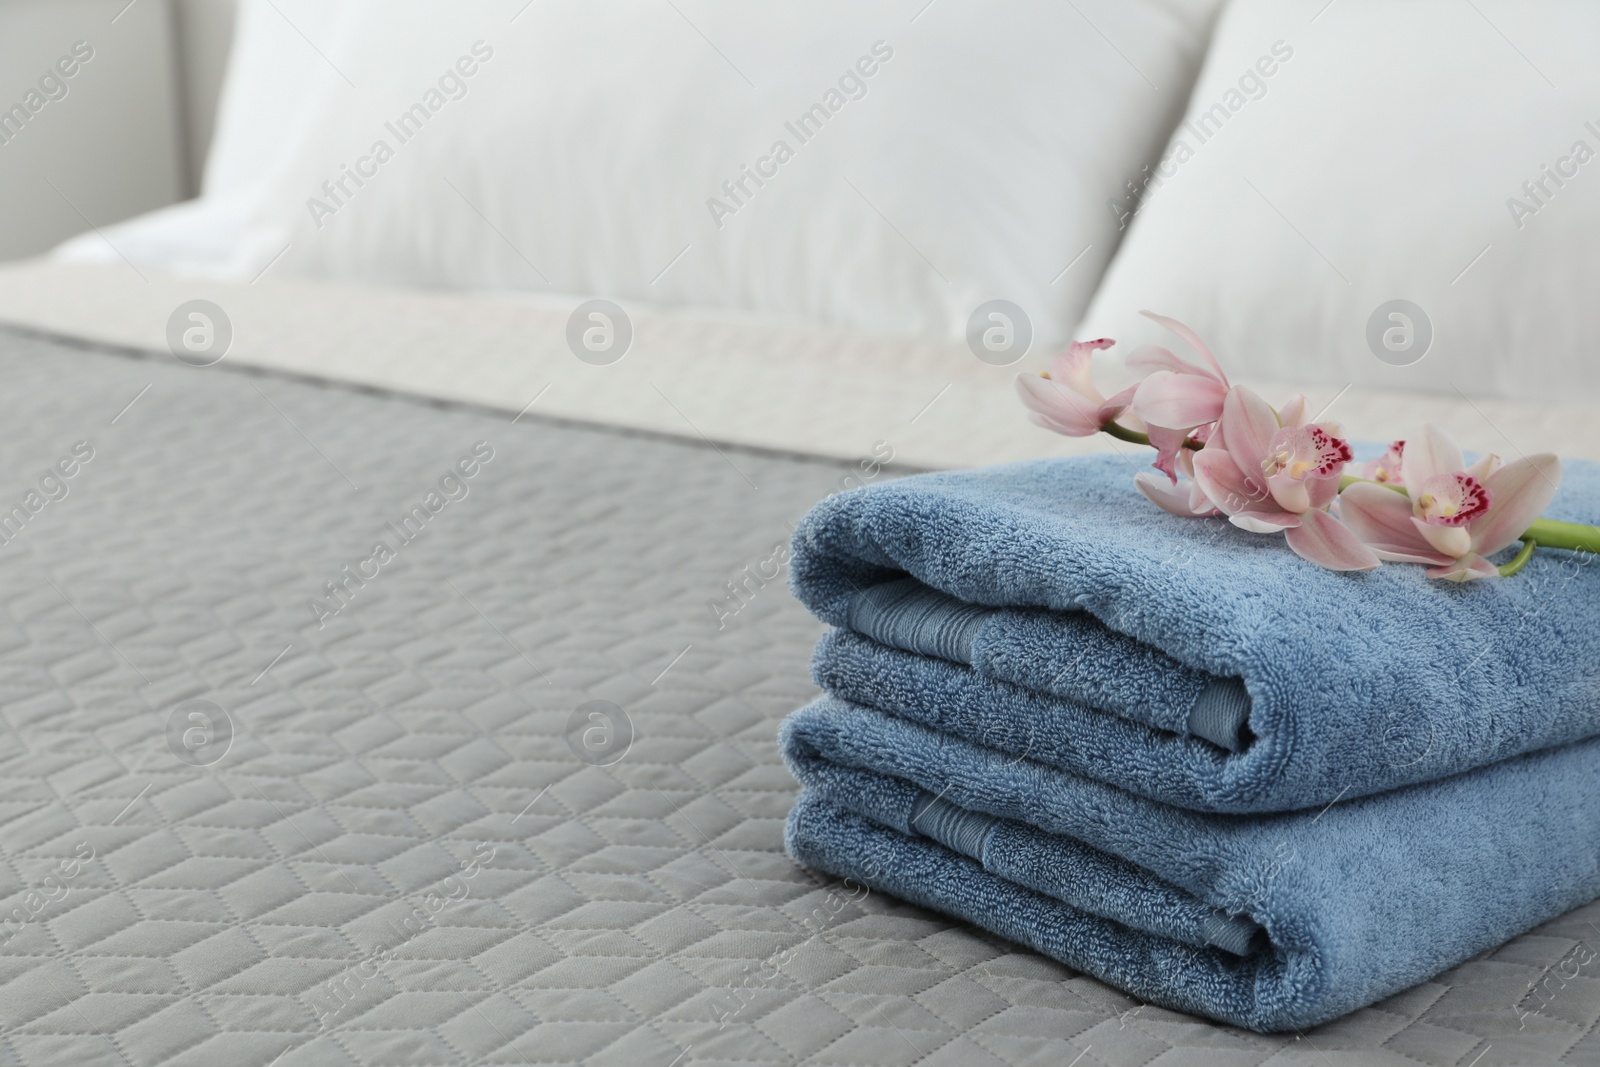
[4,0,1600,1061]
[0,274,1594,1065]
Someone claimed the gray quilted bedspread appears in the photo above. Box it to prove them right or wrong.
[0,328,1595,1067]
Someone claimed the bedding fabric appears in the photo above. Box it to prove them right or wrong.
[789,454,1600,813]
[4,258,1600,476]
[2,325,1599,1063]
[782,697,1600,1032]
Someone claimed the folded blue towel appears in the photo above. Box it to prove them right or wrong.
[790,454,1600,811]
[781,696,1600,1032]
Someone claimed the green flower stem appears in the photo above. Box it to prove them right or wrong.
[1336,476,1600,557]
[1100,422,1204,450]
[1521,518,1600,554]
[1099,421,1151,447]
[1498,539,1537,577]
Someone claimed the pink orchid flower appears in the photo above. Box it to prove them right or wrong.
[1134,449,1220,518]
[1361,440,1406,486]
[1339,425,1561,582]
[1190,385,1379,571]
[1015,338,1141,438]
[1127,311,1230,481]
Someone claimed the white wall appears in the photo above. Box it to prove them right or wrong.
[0,0,188,260]
[172,0,235,193]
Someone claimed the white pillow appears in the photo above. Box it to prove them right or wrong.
[61,0,1225,345]
[199,0,353,198]
[53,0,355,275]
[1078,0,1600,403]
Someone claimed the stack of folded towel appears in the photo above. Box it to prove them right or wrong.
[779,453,1600,1031]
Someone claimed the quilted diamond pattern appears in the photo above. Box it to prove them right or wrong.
[0,329,1594,1066]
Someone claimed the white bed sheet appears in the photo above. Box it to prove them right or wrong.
[0,258,1594,469]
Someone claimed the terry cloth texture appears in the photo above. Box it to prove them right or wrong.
[780,696,1600,1033]
[780,453,1600,1029]
[790,454,1600,812]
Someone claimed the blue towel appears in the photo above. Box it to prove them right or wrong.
[781,696,1600,1032]
[790,454,1600,811]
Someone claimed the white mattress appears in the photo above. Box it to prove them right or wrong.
[1,258,1595,469]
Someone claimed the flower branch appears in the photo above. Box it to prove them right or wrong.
[1018,313,1596,581]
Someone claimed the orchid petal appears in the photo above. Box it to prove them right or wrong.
[1140,310,1227,384]
[1126,344,1207,379]
[1132,371,1227,430]
[1307,474,1341,510]
[1025,413,1087,437]
[1266,472,1312,515]
[1403,424,1465,498]
[1277,394,1310,428]
[1284,509,1381,571]
[1097,383,1139,425]
[1372,546,1457,565]
[1134,471,1216,517]
[1208,417,1228,454]
[1015,373,1101,436]
[1464,452,1503,483]
[1425,554,1500,582]
[1339,483,1434,556]
[1232,511,1300,532]
[1412,517,1473,558]
[1193,449,1263,516]
[1472,453,1562,555]
[1218,386,1280,477]
[1049,338,1114,398]
[1173,451,1218,512]
[1146,424,1192,483]
[1361,440,1408,487]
